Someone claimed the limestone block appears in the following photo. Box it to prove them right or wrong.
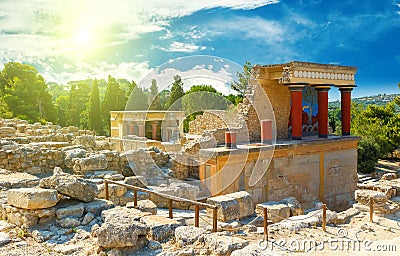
[56,203,84,219]
[39,167,98,202]
[355,189,387,205]
[7,188,58,210]
[126,200,157,215]
[57,217,81,228]
[206,191,254,222]
[64,148,86,168]
[256,202,291,223]
[334,208,360,225]
[124,176,148,188]
[203,233,249,256]
[140,215,181,242]
[175,226,206,246]
[101,206,150,223]
[97,183,127,198]
[97,218,148,248]
[73,154,107,174]
[84,199,115,215]
[282,197,304,216]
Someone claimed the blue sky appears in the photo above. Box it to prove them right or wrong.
[0,0,399,100]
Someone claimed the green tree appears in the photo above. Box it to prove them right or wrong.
[55,95,69,127]
[182,85,228,132]
[88,79,102,133]
[168,75,184,110]
[67,84,80,126]
[66,82,90,127]
[225,93,243,105]
[230,61,252,97]
[101,75,124,135]
[126,86,148,110]
[149,79,161,110]
[351,101,400,173]
[0,62,56,123]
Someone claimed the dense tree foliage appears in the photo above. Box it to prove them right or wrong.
[148,79,162,110]
[182,85,228,132]
[126,85,148,111]
[168,75,184,110]
[351,100,400,173]
[230,61,252,98]
[0,62,55,122]
[88,80,102,134]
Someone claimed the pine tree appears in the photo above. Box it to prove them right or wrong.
[126,86,147,110]
[101,75,122,135]
[149,79,161,110]
[89,79,102,134]
[168,75,184,110]
[67,84,80,126]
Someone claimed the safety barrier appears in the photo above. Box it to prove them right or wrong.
[104,179,218,232]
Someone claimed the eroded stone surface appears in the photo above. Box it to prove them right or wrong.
[207,191,254,222]
[39,167,98,202]
[7,188,58,210]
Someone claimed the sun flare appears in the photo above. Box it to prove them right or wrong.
[73,28,93,47]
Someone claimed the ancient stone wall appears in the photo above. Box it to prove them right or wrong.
[200,138,359,211]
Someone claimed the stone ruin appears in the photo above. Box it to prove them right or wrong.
[0,116,399,255]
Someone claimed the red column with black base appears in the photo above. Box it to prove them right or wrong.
[316,87,330,138]
[290,86,304,140]
[340,88,353,136]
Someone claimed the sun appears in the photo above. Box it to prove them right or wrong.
[72,28,93,48]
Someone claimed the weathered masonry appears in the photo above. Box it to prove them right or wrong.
[199,61,359,211]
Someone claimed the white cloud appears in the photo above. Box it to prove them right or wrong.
[153,41,206,53]
[207,16,284,45]
[0,0,279,83]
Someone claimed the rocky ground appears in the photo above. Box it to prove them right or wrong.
[0,205,398,255]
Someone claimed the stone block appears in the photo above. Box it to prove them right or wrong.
[140,215,181,242]
[39,167,99,202]
[206,191,254,222]
[334,208,360,225]
[282,197,304,216]
[7,188,58,210]
[97,218,149,248]
[175,226,206,246]
[126,200,157,215]
[255,202,290,223]
[56,203,84,219]
[124,176,148,188]
[97,183,127,198]
[355,189,387,205]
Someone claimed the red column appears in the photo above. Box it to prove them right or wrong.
[340,88,353,136]
[290,86,304,140]
[138,124,144,137]
[225,132,237,148]
[316,87,330,138]
[261,119,273,144]
[151,123,157,140]
[129,124,134,135]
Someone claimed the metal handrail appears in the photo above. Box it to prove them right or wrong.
[104,179,218,232]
